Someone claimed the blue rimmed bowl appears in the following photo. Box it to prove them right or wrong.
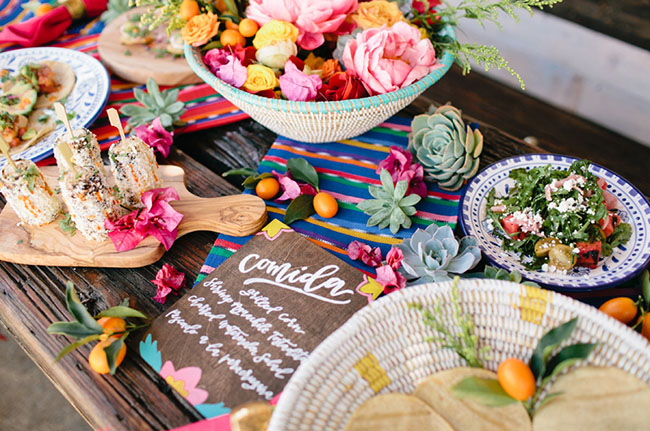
[185,26,455,143]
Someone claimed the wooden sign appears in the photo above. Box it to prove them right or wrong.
[141,220,379,417]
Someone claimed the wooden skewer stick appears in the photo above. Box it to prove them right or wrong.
[0,135,17,171]
[107,108,127,143]
[53,102,74,139]
[56,142,77,176]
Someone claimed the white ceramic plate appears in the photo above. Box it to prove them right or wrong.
[0,47,110,165]
[459,154,650,291]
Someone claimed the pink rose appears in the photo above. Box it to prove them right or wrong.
[134,117,174,158]
[279,60,322,102]
[245,0,358,50]
[342,21,441,95]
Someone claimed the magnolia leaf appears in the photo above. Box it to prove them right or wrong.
[223,167,257,178]
[96,306,148,320]
[451,376,518,407]
[105,337,125,375]
[47,321,103,339]
[55,334,101,362]
[284,194,315,225]
[536,391,563,411]
[530,317,578,381]
[287,158,319,190]
[542,343,597,383]
[65,282,103,332]
[241,172,274,188]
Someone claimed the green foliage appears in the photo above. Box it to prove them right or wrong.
[416,0,564,89]
[284,194,316,225]
[58,212,77,236]
[357,169,421,234]
[241,172,274,189]
[120,77,186,129]
[412,277,490,367]
[452,376,518,406]
[287,158,319,191]
[483,265,540,287]
[100,0,133,24]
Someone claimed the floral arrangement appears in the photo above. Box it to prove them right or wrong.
[134,0,564,100]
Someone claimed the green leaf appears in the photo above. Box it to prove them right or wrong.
[160,113,172,128]
[242,172,274,189]
[379,169,395,194]
[287,158,319,190]
[96,306,148,320]
[641,270,650,309]
[146,77,164,106]
[542,343,597,382]
[530,317,578,381]
[284,194,315,225]
[451,376,518,407]
[119,104,145,116]
[132,88,150,106]
[223,167,257,177]
[104,337,125,375]
[55,334,101,362]
[65,282,103,332]
[47,321,103,339]
[165,101,185,114]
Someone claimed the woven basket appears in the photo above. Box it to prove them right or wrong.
[184,27,456,143]
[268,279,650,431]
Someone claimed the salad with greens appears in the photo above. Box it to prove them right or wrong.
[486,160,632,273]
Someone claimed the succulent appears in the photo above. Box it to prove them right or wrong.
[120,78,186,129]
[397,224,481,283]
[408,105,483,191]
[357,169,421,234]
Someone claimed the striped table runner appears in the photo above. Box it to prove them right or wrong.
[0,2,247,162]
[197,115,463,284]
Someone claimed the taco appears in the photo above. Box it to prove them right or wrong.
[414,367,532,431]
[33,61,76,108]
[345,393,454,431]
[1,109,57,156]
[532,366,650,431]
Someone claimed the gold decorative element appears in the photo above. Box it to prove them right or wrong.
[518,284,551,325]
[354,352,390,393]
[62,0,86,20]
[230,401,273,431]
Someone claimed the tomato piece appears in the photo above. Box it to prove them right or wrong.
[597,177,607,191]
[534,238,561,257]
[548,244,576,270]
[611,213,621,229]
[501,215,527,240]
[599,213,614,237]
[576,241,601,269]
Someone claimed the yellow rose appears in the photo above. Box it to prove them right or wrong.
[350,0,406,30]
[253,20,299,49]
[181,12,220,47]
[243,64,279,93]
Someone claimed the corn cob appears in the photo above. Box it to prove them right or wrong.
[54,128,106,176]
[59,166,123,241]
[108,136,162,208]
[0,160,61,226]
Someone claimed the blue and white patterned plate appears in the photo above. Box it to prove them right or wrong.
[0,47,110,166]
[460,154,650,291]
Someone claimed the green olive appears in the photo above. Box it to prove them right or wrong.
[548,244,577,271]
[534,238,561,257]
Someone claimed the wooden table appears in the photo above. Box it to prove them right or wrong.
[1,67,648,431]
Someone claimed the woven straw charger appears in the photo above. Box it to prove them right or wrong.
[184,26,455,143]
[268,279,650,431]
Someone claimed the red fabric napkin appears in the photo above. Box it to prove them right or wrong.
[0,0,107,48]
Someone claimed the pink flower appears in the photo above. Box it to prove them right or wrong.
[159,361,209,405]
[272,170,301,201]
[398,163,427,199]
[245,0,358,50]
[348,240,382,267]
[134,117,174,158]
[342,21,441,95]
[386,247,403,270]
[279,60,322,102]
[375,264,406,294]
[105,187,184,252]
[152,263,186,304]
[377,146,413,181]
[203,48,247,88]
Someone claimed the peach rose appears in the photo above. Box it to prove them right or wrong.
[321,59,342,81]
[243,64,280,93]
[350,0,405,30]
[182,12,220,47]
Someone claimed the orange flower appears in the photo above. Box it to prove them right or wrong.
[321,59,342,82]
[350,0,405,30]
[181,12,220,47]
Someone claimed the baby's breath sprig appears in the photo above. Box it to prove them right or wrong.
[411,277,490,368]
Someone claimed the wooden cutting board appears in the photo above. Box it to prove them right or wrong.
[0,165,267,268]
[97,8,203,86]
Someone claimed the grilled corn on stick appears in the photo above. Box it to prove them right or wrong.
[54,127,106,176]
[108,136,161,208]
[0,160,61,226]
[59,166,123,241]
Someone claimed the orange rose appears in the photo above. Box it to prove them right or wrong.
[321,59,342,82]
[182,12,220,47]
[350,0,406,30]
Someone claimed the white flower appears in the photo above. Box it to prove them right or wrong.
[255,39,297,69]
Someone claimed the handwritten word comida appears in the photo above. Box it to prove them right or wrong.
[238,254,354,305]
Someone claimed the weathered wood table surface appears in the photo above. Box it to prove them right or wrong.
[1,67,649,431]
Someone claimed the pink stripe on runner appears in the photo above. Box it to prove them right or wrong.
[378,122,411,132]
[415,210,458,223]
